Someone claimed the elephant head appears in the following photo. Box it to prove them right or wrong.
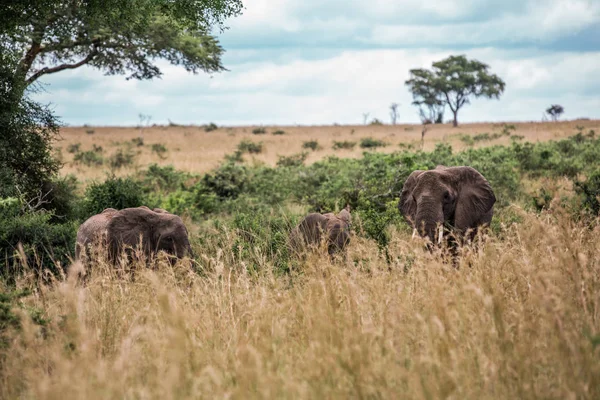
[399,166,496,244]
[291,207,352,256]
[107,207,192,263]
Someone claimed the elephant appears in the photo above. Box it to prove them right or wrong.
[399,166,496,245]
[75,208,118,260]
[107,207,193,264]
[291,206,352,256]
[75,207,192,265]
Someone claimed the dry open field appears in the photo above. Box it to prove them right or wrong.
[57,119,600,182]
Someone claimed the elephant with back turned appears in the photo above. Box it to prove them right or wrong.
[75,206,192,265]
[291,206,352,257]
[399,166,496,245]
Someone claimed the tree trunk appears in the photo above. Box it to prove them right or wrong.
[452,110,458,127]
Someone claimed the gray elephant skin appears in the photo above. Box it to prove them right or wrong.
[399,166,496,244]
[75,206,192,263]
[291,207,352,256]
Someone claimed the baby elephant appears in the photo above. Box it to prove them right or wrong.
[291,207,352,257]
[76,206,192,264]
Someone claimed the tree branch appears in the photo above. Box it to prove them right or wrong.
[26,48,98,86]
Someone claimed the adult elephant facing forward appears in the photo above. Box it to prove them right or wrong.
[399,166,496,245]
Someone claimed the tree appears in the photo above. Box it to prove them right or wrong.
[406,55,505,127]
[389,103,399,125]
[362,112,370,125]
[546,105,564,122]
[2,0,243,99]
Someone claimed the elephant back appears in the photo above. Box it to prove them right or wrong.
[75,208,118,259]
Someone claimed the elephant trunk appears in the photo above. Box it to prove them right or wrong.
[415,197,444,245]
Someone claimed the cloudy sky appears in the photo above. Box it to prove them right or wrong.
[33,0,600,126]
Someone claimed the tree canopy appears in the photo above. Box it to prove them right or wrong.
[406,55,505,127]
[546,104,564,122]
[1,0,243,97]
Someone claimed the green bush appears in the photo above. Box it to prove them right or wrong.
[333,141,356,150]
[252,127,267,135]
[276,152,308,168]
[0,202,77,278]
[204,122,218,132]
[200,162,248,199]
[131,137,144,147]
[272,130,285,135]
[83,177,145,216]
[575,169,600,216]
[151,143,168,158]
[302,140,320,151]
[139,164,191,193]
[73,150,103,166]
[360,137,387,149]
[108,148,135,169]
[238,140,263,154]
[67,143,81,153]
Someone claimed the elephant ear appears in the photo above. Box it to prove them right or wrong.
[453,167,496,232]
[399,170,424,226]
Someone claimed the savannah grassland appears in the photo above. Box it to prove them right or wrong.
[2,120,600,399]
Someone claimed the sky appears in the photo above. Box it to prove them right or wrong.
[32,0,600,126]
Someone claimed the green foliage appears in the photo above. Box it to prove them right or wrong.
[200,163,248,200]
[237,140,263,154]
[0,206,77,278]
[73,150,104,166]
[6,0,244,89]
[151,143,168,158]
[204,123,218,132]
[302,140,320,151]
[139,164,191,193]
[333,141,356,150]
[252,127,267,135]
[276,152,308,168]
[406,55,505,126]
[370,118,384,126]
[360,137,387,149]
[108,148,136,169]
[575,169,600,216]
[83,177,144,216]
[131,137,144,147]
[272,130,286,135]
[85,129,95,135]
[0,288,48,349]
[67,143,81,153]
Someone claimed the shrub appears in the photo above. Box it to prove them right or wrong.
[238,140,263,154]
[139,164,191,193]
[92,144,103,153]
[333,141,356,150]
[108,148,135,169]
[83,177,145,216]
[85,129,95,135]
[131,137,144,147]
[459,134,474,146]
[370,118,383,125]
[575,169,600,216]
[276,152,308,168]
[67,143,81,154]
[252,127,267,135]
[151,143,168,158]
[360,137,387,149]
[302,140,320,151]
[200,163,249,199]
[73,151,104,167]
[204,122,218,132]
[0,203,77,278]
[224,151,244,163]
[272,130,285,135]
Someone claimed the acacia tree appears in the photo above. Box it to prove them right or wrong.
[0,0,242,200]
[546,104,564,122]
[406,55,505,127]
[2,0,243,99]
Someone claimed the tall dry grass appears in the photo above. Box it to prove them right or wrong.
[2,208,599,399]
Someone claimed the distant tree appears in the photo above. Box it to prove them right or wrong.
[546,105,564,122]
[362,112,370,125]
[2,0,243,100]
[406,55,506,127]
[389,103,399,125]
